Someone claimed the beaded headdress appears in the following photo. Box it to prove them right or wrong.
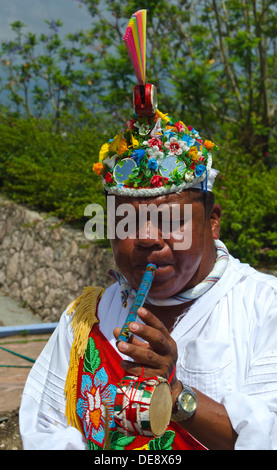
[93,10,219,196]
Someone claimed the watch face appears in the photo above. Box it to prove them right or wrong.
[180,392,197,412]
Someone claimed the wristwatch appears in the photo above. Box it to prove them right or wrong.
[171,384,197,422]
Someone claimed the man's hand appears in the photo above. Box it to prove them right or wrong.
[114,306,238,450]
[114,306,179,394]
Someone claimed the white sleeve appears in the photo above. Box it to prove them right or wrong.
[222,285,277,450]
[19,311,87,450]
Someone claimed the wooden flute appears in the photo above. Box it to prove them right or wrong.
[116,263,157,345]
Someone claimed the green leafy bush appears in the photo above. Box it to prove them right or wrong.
[213,149,277,266]
[0,115,106,228]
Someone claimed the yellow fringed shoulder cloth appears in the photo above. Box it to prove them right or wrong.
[64,286,105,432]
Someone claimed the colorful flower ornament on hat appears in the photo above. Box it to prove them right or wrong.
[93,9,219,196]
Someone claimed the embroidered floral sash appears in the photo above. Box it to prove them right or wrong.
[76,323,205,451]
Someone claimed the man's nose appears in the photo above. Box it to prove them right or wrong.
[135,219,164,248]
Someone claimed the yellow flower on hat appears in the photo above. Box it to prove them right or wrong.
[118,138,128,155]
[109,133,122,153]
[93,162,105,175]
[130,133,139,148]
[189,146,199,161]
[99,143,109,162]
[204,140,215,150]
[156,109,170,123]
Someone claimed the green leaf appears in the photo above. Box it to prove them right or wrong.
[148,430,175,450]
[110,431,136,450]
[83,337,101,374]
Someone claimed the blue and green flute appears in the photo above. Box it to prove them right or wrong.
[116,263,157,344]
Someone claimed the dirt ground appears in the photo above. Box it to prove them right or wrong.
[0,332,51,450]
[0,290,54,450]
[0,291,53,450]
[0,408,22,450]
[0,334,51,450]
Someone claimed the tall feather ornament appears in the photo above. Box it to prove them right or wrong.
[123,9,147,85]
[123,10,157,118]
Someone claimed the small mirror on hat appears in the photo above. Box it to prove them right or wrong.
[159,156,186,179]
[113,158,137,184]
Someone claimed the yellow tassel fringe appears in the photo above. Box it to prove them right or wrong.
[64,286,105,432]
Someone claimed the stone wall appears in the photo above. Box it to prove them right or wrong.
[0,196,115,322]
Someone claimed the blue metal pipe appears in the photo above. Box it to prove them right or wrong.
[0,322,58,338]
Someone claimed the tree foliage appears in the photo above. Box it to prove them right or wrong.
[82,0,277,164]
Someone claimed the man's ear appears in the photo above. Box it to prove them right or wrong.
[211,204,221,239]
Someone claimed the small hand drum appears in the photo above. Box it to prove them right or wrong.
[114,375,172,437]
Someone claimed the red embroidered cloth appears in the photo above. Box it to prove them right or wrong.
[76,323,206,450]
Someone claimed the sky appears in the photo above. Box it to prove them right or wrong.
[0,0,93,42]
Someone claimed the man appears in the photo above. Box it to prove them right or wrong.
[111,189,237,450]
[19,8,277,450]
[19,103,277,450]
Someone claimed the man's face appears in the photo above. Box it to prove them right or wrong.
[109,191,216,299]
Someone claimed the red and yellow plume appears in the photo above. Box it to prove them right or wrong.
[123,9,147,85]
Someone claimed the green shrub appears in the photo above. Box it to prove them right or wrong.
[213,150,277,266]
[0,115,106,228]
